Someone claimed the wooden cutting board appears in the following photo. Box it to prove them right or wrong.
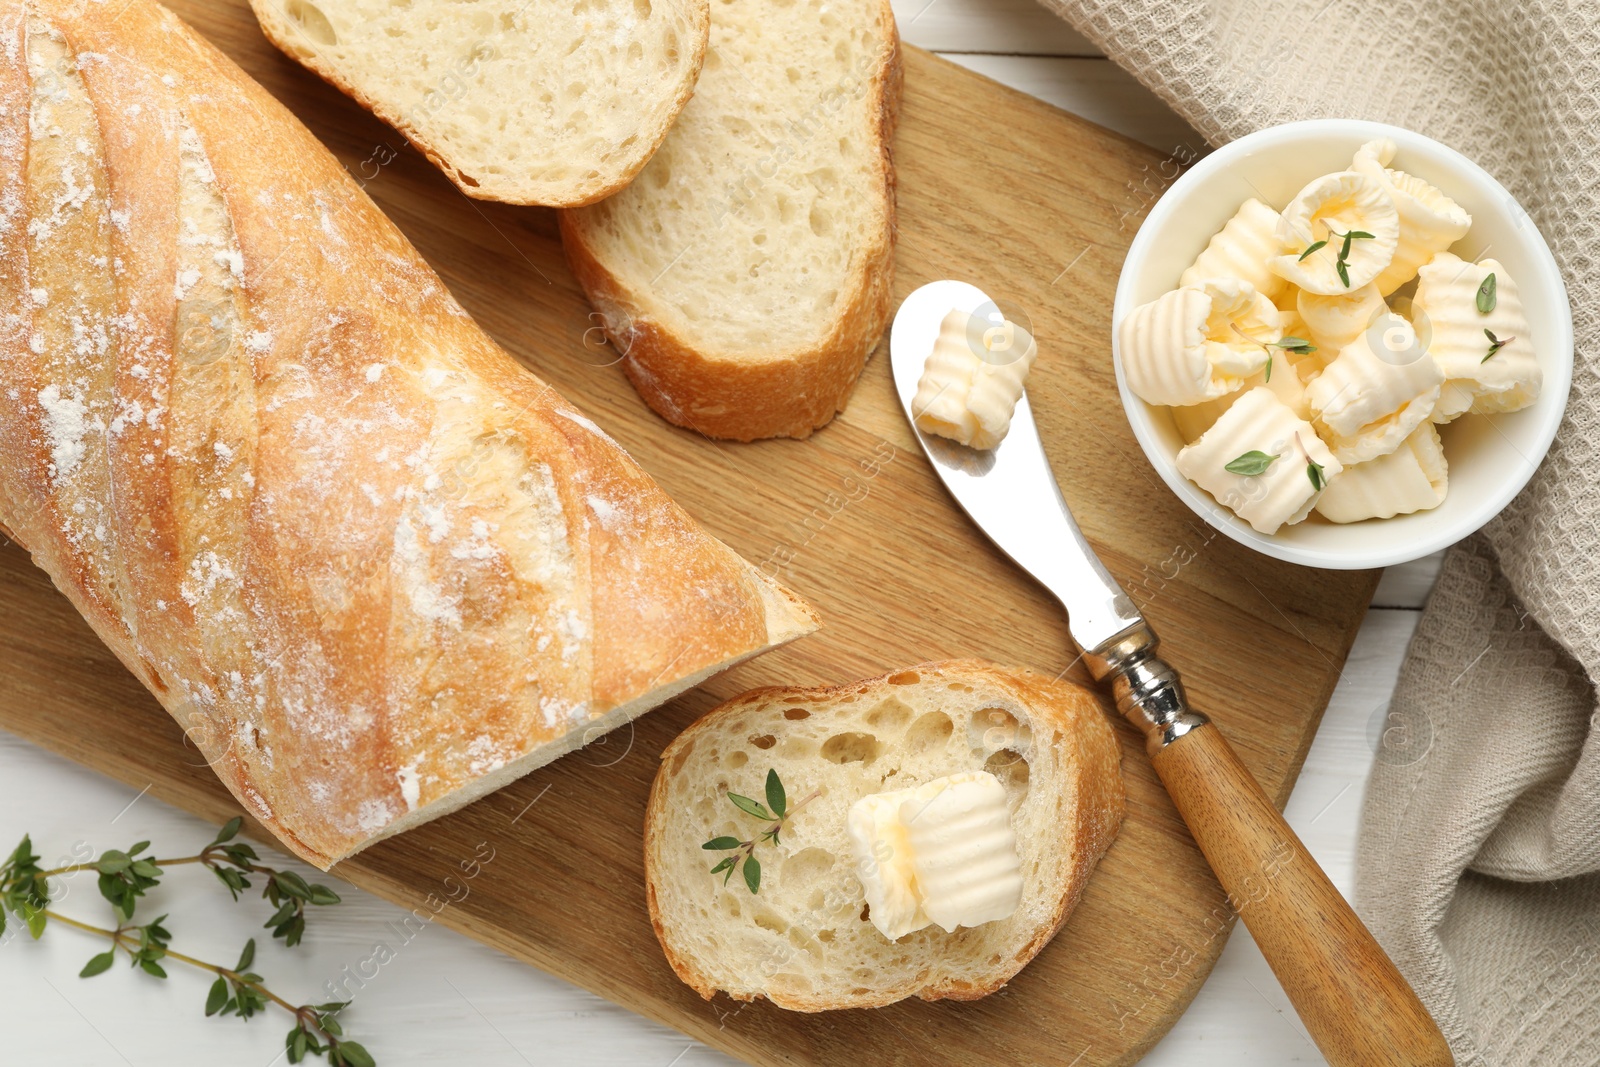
[0,6,1379,1065]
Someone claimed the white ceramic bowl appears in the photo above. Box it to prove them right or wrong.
[1112,119,1573,570]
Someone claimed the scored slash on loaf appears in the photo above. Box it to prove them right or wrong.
[0,0,816,870]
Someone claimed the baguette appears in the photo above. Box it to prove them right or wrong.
[0,0,816,870]
[645,661,1124,1010]
[249,0,710,207]
[559,0,901,441]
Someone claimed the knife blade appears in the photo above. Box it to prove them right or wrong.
[887,280,1146,661]
[886,280,1454,1067]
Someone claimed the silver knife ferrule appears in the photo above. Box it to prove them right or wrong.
[1086,625,1209,756]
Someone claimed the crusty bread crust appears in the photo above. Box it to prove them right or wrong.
[644,660,1124,1010]
[248,0,711,208]
[1,0,816,870]
[557,3,902,442]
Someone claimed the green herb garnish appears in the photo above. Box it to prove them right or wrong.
[1225,450,1278,476]
[1330,228,1375,288]
[1294,433,1329,492]
[1477,272,1497,314]
[703,770,818,894]
[1228,327,1318,386]
[1483,328,1514,362]
[1273,335,1318,356]
[1298,240,1327,261]
[1,822,370,1065]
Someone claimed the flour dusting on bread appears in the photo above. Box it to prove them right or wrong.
[0,0,817,870]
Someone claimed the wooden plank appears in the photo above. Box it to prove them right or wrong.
[0,7,1379,1065]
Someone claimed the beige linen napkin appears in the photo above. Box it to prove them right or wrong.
[1029,1,1600,1062]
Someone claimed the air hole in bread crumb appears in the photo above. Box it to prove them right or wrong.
[859,903,871,923]
[778,737,816,760]
[285,0,338,45]
[971,708,1030,754]
[904,712,954,754]
[749,734,776,750]
[724,750,748,769]
[783,707,809,720]
[821,732,879,765]
[817,929,835,943]
[782,847,835,886]
[887,671,921,686]
[753,911,787,934]
[984,750,1031,804]
[458,172,481,188]
[670,741,694,774]
[865,697,913,732]
[250,727,263,749]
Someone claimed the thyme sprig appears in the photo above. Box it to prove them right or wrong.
[1231,324,1317,384]
[0,822,370,1065]
[702,770,819,894]
[1298,227,1376,287]
[1484,328,1515,362]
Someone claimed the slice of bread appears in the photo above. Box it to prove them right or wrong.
[559,0,901,441]
[247,0,709,207]
[645,660,1124,1010]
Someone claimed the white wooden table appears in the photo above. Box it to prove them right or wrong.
[0,6,1449,1064]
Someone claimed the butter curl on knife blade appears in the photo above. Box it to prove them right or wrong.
[889,280,1453,1067]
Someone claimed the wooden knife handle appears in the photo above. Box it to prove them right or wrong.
[1151,720,1453,1067]
[1087,625,1453,1067]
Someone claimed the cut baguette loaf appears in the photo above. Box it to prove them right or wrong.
[0,0,816,870]
[560,0,901,441]
[248,0,709,207]
[645,660,1124,1010]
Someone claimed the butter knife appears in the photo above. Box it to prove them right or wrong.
[890,281,1452,1067]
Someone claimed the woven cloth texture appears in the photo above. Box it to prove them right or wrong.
[1029,1,1600,1062]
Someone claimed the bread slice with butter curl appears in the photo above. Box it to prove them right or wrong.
[644,660,1124,1010]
